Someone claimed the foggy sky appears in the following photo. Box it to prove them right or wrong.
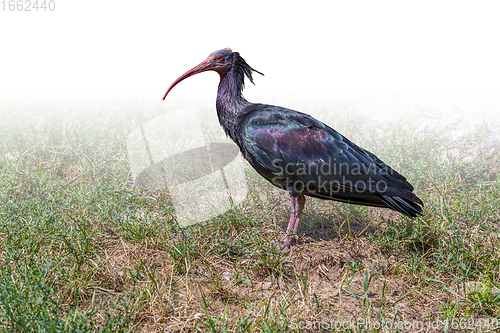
[2,1,500,99]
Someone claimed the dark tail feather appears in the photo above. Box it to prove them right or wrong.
[379,194,423,218]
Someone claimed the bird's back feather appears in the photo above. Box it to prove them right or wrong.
[234,104,423,217]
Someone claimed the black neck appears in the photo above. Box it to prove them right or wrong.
[216,67,250,137]
[216,53,262,137]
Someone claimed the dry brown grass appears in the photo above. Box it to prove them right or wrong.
[54,185,495,332]
[1,97,499,332]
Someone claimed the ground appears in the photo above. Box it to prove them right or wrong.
[0,94,499,332]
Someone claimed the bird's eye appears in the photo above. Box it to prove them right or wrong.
[217,56,224,61]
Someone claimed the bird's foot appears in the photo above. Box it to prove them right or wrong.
[279,234,301,250]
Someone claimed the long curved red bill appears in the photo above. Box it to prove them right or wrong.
[162,59,212,100]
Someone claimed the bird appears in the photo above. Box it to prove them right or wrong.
[162,48,423,248]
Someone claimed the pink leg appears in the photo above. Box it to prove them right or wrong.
[281,194,306,249]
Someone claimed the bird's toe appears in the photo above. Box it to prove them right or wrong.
[279,234,300,250]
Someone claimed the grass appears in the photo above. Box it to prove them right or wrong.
[0,95,499,332]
